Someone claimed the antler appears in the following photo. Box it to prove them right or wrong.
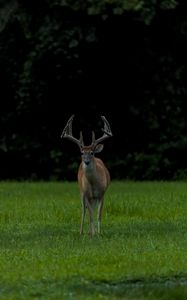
[61,115,84,147]
[92,116,113,146]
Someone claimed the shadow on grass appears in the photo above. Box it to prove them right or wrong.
[69,276,187,300]
[0,218,186,249]
[103,219,186,239]
[1,276,187,300]
[0,223,79,249]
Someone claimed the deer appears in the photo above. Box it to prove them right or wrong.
[61,115,112,236]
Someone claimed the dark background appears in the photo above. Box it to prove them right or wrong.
[1,0,187,181]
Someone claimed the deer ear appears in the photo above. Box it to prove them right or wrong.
[94,144,104,153]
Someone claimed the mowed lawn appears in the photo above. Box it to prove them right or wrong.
[0,181,187,299]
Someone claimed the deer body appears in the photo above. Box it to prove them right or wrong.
[61,115,112,236]
[78,156,110,235]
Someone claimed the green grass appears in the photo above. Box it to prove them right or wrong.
[0,181,187,299]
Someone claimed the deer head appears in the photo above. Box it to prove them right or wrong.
[61,115,113,166]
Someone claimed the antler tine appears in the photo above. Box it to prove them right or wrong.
[93,116,113,146]
[61,115,83,147]
[101,116,113,136]
[61,115,74,138]
[80,131,84,146]
[91,131,95,145]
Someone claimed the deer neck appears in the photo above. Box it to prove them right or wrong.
[83,158,97,181]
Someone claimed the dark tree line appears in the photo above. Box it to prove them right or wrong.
[0,0,187,180]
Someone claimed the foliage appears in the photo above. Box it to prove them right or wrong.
[0,0,187,180]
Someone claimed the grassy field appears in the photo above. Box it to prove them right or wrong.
[0,181,187,299]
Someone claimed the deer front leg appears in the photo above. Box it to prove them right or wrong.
[80,195,86,235]
[97,198,104,234]
[86,199,95,236]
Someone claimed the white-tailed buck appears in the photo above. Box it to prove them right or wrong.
[61,115,112,236]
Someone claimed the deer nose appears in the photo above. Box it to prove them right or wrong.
[84,161,90,165]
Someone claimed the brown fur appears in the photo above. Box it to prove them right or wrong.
[78,156,110,236]
[61,115,112,236]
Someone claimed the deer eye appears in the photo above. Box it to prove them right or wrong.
[90,151,94,155]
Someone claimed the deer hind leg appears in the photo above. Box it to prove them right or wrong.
[97,198,104,234]
[80,195,86,235]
